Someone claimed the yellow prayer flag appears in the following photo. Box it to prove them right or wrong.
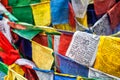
[31,1,51,26]
[94,36,120,77]
[76,13,88,28]
[32,41,54,70]
[53,24,75,32]
[4,64,26,80]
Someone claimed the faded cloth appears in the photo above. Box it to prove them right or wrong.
[54,35,60,53]
[94,36,120,77]
[71,0,89,18]
[33,67,53,80]
[0,17,12,43]
[89,68,119,80]
[94,0,116,16]
[32,34,48,47]
[15,58,36,68]
[108,1,120,30]
[55,53,89,77]
[66,31,100,67]
[90,14,112,35]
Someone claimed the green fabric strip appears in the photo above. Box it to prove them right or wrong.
[12,27,43,40]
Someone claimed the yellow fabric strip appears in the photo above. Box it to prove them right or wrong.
[94,36,120,77]
[4,64,26,80]
[32,41,54,70]
[31,1,51,26]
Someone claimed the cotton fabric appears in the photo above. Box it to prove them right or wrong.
[32,41,54,70]
[66,31,100,67]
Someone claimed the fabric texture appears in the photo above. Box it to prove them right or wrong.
[58,33,73,56]
[0,71,6,80]
[0,3,18,22]
[15,58,36,68]
[0,17,12,43]
[12,5,34,24]
[50,0,69,25]
[33,67,53,80]
[68,2,76,29]
[4,64,26,80]
[94,36,120,77]
[0,62,8,75]
[24,67,39,80]
[76,14,88,28]
[0,32,20,65]
[75,18,90,32]
[71,0,89,18]
[55,53,89,77]
[34,26,60,35]
[94,0,116,16]
[112,24,120,34]
[108,1,120,30]
[7,21,26,30]
[12,27,43,40]
[31,1,51,26]
[47,34,54,49]
[89,68,119,80]
[32,41,54,70]
[8,0,40,6]
[54,35,60,53]
[54,24,74,32]
[32,34,48,47]
[20,37,32,60]
[66,31,100,67]
[55,73,76,80]
[87,4,98,27]
[90,14,112,35]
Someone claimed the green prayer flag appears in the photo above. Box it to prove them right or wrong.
[0,62,8,75]
[13,27,43,40]
[8,0,41,6]
[12,6,34,24]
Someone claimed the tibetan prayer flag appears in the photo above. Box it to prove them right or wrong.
[32,34,48,47]
[8,0,40,6]
[94,0,116,16]
[89,68,119,80]
[31,1,51,26]
[12,27,43,40]
[94,36,120,77]
[108,1,120,30]
[71,0,89,18]
[55,53,89,77]
[33,67,53,80]
[12,6,34,24]
[50,0,69,25]
[58,33,73,56]
[91,14,112,35]
[32,41,54,70]
[66,31,100,67]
